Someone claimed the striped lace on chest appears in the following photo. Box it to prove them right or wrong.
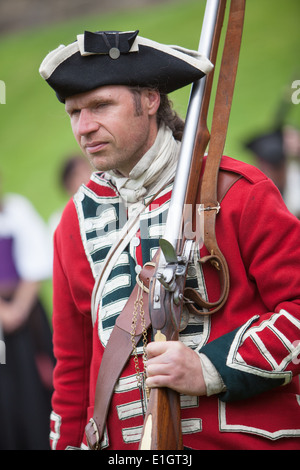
[74,178,210,350]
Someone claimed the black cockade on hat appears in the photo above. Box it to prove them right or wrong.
[84,30,139,58]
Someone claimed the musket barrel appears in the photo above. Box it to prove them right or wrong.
[140,0,245,450]
[161,0,222,253]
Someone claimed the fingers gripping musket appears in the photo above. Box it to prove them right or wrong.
[139,0,245,450]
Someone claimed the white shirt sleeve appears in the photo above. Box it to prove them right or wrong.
[199,353,227,396]
[0,194,53,281]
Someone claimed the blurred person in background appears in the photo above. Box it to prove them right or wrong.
[246,83,300,219]
[0,175,55,450]
[49,154,92,235]
[245,125,300,219]
[282,125,300,219]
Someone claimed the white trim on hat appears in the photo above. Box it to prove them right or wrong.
[39,42,79,80]
[137,36,213,74]
[39,32,213,82]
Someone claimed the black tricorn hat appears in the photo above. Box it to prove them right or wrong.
[245,129,285,166]
[39,30,213,102]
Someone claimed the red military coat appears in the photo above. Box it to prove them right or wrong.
[50,156,300,450]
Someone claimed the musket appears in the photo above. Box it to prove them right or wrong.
[139,0,245,450]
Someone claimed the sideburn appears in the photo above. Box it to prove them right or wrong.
[130,88,144,117]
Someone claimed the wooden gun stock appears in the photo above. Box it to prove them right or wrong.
[139,254,186,450]
[140,387,182,450]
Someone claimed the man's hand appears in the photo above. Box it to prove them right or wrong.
[145,340,207,396]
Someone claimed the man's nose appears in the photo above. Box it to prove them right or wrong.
[77,109,99,136]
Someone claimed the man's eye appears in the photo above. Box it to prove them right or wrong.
[95,101,111,110]
[71,109,80,117]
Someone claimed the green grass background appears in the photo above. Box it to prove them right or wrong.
[0,0,299,316]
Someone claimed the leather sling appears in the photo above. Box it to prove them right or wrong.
[86,0,245,449]
[185,0,245,315]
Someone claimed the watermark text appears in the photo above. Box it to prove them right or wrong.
[0,340,6,364]
[94,202,205,248]
[0,80,6,104]
[291,80,300,105]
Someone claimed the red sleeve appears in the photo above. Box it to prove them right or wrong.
[50,199,94,450]
[233,178,300,377]
[202,175,300,401]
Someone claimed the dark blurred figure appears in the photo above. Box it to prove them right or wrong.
[245,125,300,219]
[0,176,55,450]
[49,155,92,234]
[61,154,93,196]
[282,125,300,218]
[246,128,286,195]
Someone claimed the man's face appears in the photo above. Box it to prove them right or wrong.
[65,85,160,177]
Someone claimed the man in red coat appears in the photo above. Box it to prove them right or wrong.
[40,29,300,450]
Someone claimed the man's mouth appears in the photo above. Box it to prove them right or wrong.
[84,141,108,154]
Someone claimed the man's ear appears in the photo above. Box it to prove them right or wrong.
[145,89,161,116]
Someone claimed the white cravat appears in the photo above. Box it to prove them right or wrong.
[105,123,180,204]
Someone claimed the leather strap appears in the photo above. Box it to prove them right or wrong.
[184,0,245,315]
[85,257,157,450]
